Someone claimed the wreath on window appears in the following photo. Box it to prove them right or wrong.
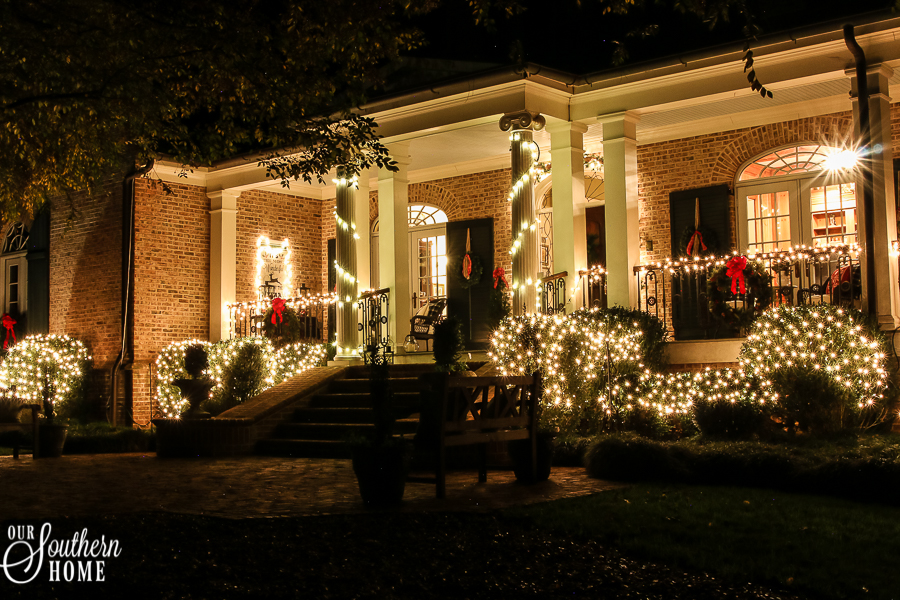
[678,225,719,258]
[453,252,483,289]
[707,257,774,332]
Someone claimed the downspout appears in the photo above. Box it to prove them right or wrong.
[109,161,154,426]
[844,25,877,316]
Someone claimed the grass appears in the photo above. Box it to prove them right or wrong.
[508,483,900,600]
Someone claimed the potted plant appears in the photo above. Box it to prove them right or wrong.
[172,344,214,419]
[38,370,68,458]
[507,428,555,483]
[349,344,412,507]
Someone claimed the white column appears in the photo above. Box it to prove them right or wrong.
[500,111,545,315]
[208,190,238,342]
[849,64,900,328]
[548,121,588,311]
[378,143,411,351]
[600,111,641,308]
[355,169,371,293]
[334,174,359,357]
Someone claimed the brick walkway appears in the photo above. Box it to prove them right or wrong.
[0,454,624,521]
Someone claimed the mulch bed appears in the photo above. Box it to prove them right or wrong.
[0,511,807,599]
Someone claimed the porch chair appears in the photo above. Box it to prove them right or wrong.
[409,296,447,352]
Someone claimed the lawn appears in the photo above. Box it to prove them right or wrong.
[510,483,900,600]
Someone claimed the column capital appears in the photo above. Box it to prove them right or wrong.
[596,111,640,126]
[546,120,589,135]
[599,111,639,142]
[499,110,546,132]
[207,189,239,212]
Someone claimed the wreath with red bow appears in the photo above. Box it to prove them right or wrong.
[678,225,719,258]
[707,257,774,332]
[453,252,483,290]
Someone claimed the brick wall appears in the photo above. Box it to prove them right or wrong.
[236,189,324,302]
[132,178,210,424]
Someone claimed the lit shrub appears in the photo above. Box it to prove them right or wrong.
[156,337,326,418]
[0,335,92,420]
[740,304,889,433]
[205,341,268,416]
[489,309,646,436]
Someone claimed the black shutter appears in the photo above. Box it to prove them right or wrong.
[668,185,731,340]
[445,218,493,349]
[26,210,50,335]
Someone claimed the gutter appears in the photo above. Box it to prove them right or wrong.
[109,161,154,427]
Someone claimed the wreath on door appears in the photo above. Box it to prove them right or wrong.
[707,256,774,331]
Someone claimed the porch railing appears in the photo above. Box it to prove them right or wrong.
[357,287,393,363]
[539,271,567,315]
[578,266,608,309]
[226,288,334,344]
[634,245,860,340]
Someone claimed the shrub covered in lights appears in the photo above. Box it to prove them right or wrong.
[739,304,889,433]
[0,334,92,420]
[156,338,326,418]
[489,309,649,435]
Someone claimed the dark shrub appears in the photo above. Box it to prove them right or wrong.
[692,398,765,439]
[183,344,209,378]
[585,434,689,482]
[770,367,849,435]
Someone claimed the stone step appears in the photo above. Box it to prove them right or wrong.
[273,420,419,440]
[307,391,421,409]
[328,377,425,393]
[291,406,419,424]
[343,364,436,379]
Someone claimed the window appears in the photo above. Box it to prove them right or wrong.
[736,144,858,252]
[1,222,28,322]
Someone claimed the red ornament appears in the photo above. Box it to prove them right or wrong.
[725,256,748,294]
[492,267,509,289]
[1,313,15,349]
[271,298,285,325]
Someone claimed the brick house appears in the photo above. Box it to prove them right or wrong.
[10,14,900,426]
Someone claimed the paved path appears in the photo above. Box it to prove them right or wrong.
[0,454,623,521]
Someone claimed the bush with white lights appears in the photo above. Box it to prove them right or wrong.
[156,337,325,418]
[0,334,92,419]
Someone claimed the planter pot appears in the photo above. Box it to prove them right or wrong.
[351,443,412,507]
[172,378,214,419]
[38,423,68,458]
[508,435,554,483]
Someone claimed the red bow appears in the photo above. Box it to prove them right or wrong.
[725,256,748,295]
[462,253,472,280]
[492,267,508,289]
[686,231,707,256]
[2,314,15,349]
[271,298,285,325]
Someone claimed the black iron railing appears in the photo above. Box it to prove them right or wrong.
[634,245,861,340]
[578,266,608,310]
[539,271,568,315]
[226,287,334,344]
[357,287,393,363]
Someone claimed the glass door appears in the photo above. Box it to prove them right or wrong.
[408,225,447,312]
[738,181,799,254]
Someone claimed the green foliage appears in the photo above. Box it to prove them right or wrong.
[0,0,427,218]
[0,334,92,421]
[207,343,268,416]
[262,306,304,349]
[62,422,155,454]
[692,394,766,439]
[183,344,209,378]
[602,306,669,372]
[432,317,467,373]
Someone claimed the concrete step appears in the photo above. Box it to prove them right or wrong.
[328,377,425,393]
[273,420,419,440]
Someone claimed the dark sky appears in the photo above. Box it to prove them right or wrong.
[406,0,897,74]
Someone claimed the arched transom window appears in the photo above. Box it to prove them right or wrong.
[372,204,447,232]
[738,144,852,181]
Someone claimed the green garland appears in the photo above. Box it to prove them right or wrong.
[707,261,774,332]
[454,252,483,289]
[678,225,719,258]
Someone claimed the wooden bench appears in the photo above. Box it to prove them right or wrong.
[409,372,541,498]
[0,404,41,459]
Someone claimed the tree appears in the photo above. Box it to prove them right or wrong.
[0,0,433,218]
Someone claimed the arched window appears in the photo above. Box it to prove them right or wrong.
[736,143,859,252]
[372,204,447,233]
[1,222,28,321]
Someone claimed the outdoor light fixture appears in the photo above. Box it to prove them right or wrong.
[823,148,860,172]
